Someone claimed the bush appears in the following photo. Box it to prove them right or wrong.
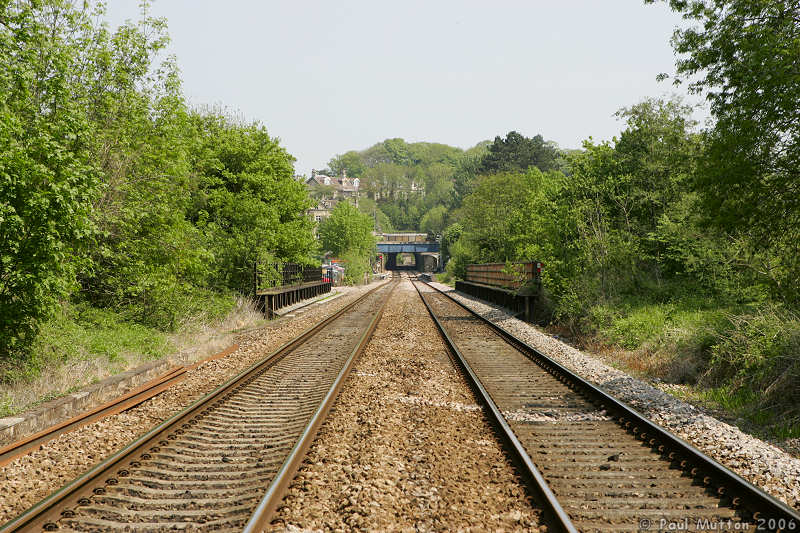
[707,306,800,424]
[340,250,371,285]
[0,301,171,386]
[608,304,675,349]
[319,202,377,286]
[436,271,453,285]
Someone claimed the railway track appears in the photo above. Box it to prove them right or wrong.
[413,279,800,533]
[2,277,398,532]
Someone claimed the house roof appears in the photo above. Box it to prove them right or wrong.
[306,175,359,192]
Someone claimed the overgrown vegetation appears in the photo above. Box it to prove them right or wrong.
[318,202,377,285]
[0,2,316,391]
[325,138,485,235]
[437,93,800,437]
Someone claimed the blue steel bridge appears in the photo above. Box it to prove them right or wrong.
[376,233,440,271]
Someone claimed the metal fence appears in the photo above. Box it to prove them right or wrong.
[253,262,322,294]
[465,262,542,290]
[379,233,429,243]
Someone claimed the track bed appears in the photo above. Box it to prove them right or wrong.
[415,281,762,532]
[3,281,396,532]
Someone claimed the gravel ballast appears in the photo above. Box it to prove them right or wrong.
[430,281,800,512]
[269,278,542,531]
[0,283,382,525]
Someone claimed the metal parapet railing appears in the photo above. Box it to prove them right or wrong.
[253,261,322,294]
[464,261,542,290]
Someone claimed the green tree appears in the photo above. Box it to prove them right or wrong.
[420,205,448,236]
[0,1,99,356]
[319,202,376,284]
[357,197,394,233]
[459,172,539,263]
[440,222,463,267]
[655,0,800,303]
[558,98,701,298]
[319,202,376,258]
[478,131,560,174]
[452,145,488,208]
[363,162,406,200]
[612,97,698,236]
[419,163,455,209]
[189,113,315,295]
[329,150,366,178]
[77,10,210,328]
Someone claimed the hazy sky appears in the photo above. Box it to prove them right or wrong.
[104,1,696,175]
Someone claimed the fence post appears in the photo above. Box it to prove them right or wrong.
[253,261,258,296]
[525,295,531,322]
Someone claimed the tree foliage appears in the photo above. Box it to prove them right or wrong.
[1,0,317,357]
[478,131,561,174]
[325,138,465,231]
[319,202,376,258]
[189,113,315,294]
[0,1,99,356]
[325,134,562,233]
[449,97,721,315]
[655,0,800,303]
[419,205,448,236]
[318,202,376,284]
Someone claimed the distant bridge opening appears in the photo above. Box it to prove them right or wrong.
[377,233,440,272]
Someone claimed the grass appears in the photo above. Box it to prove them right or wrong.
[0,294,265,419]
[568,288,800,443]
[3,302,171,382]
[0,302,172,418]
[434,271,455,287]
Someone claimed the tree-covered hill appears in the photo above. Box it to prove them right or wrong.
[324,132,563,234]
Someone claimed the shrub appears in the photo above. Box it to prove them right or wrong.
[707,306,800,423]
[340,250,371,285]
[0,4,98,358]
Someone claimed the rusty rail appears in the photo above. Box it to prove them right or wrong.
[1,280,392,532]
[0,344,239,470]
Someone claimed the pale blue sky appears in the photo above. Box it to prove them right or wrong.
[105,1,696,175]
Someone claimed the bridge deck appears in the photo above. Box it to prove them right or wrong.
[377,242,439,253]
[256,281,332,317]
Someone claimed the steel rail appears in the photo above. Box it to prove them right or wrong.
[420,279,800,528]
[0,367,186,470]
[244,278,399,531]
[1,280,393,533]
[411,280,579,533]
[0,344,242,470]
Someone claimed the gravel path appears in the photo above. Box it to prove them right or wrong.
[269,278,542,532]
[430,282,800,512]
[0,283,382,525]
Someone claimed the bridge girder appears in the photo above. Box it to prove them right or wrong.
[376,242,439,253]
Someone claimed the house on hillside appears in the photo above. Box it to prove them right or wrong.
[367,177,423,200]
[305,169,361,230]
[307,197,336,224]
[305,169,360,201]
